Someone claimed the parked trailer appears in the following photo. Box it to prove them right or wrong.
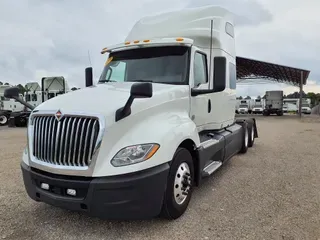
[263,90,284,116]
[282,98,311,114]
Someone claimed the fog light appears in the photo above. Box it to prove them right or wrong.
[40,183,49,190]
[66,189,76,196]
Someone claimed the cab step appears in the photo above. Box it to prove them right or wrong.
[202,161,222,177]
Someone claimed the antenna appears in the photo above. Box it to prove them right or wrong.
[87,50,92,66]
[208,19,213,89]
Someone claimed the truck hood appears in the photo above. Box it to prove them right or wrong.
[34,82,189,121]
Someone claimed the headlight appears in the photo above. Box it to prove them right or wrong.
[111,143,160,167]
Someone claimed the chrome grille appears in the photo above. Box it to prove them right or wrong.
[32,115,100,167]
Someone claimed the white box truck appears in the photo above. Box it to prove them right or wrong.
[5,6,259,220]
[252,99,264,114]
[238,100,249,114]
[262,90,284,116]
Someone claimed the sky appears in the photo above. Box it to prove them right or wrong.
[0,0,319,97]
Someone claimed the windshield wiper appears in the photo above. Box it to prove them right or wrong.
[126,79,154,83]
[98,80,117,83]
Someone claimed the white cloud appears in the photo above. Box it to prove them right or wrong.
[0,0,319,95]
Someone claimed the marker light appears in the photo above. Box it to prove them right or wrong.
[101,48,108,54]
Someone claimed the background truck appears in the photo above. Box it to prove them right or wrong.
[4,6,260,220]
[0,85,24,126]
[252,98,265,114]
[283,102,297,113]
[262,90,284,116]
[238,100,250,114]
[7,76,69,127]
[298,99,312,114]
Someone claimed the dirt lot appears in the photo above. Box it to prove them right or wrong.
[0,116,319,240]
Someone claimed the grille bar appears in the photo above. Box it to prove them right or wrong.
[32,115,100,167]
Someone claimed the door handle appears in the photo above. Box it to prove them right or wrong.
[208,99,211,113]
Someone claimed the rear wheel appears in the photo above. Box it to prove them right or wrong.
[160,147,194,220]
[239,122,249,153]
[0,114,8,126]
[248,122,255,147]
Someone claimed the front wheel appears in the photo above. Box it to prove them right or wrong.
[160,147,194,220]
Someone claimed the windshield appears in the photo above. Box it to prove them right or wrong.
[302,104,309,107]
[99,46,190,85]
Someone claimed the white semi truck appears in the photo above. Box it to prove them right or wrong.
[5,6,259,220]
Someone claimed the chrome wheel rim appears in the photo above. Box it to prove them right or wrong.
[174,162,191,205]
[0,115,7,124]
[244,127,248,147]
[251,125,255,141]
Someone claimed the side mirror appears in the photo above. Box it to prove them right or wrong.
[130,82,153,98]
[85,67,93,87]
[4,87,20,99]
[115,82,153,122]
[4,87,35,110]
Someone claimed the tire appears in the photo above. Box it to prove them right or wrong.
[0,114,8,126]
[239,122,249,153]
[248,122,255,147]
[160,147,194,220]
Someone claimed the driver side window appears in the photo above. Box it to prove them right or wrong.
[193,52,208,87]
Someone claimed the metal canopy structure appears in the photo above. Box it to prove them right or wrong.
[235,56,311,118]
[236,56,310,87]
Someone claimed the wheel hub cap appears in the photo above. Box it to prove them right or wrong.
[251,125,255,141]
[245,127,248,147]
[0,116,7,124]
[174,162,191,205]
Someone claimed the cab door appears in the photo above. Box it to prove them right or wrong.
[189,47,211,130]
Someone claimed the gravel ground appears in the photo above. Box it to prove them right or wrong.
[0,116,319,240]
